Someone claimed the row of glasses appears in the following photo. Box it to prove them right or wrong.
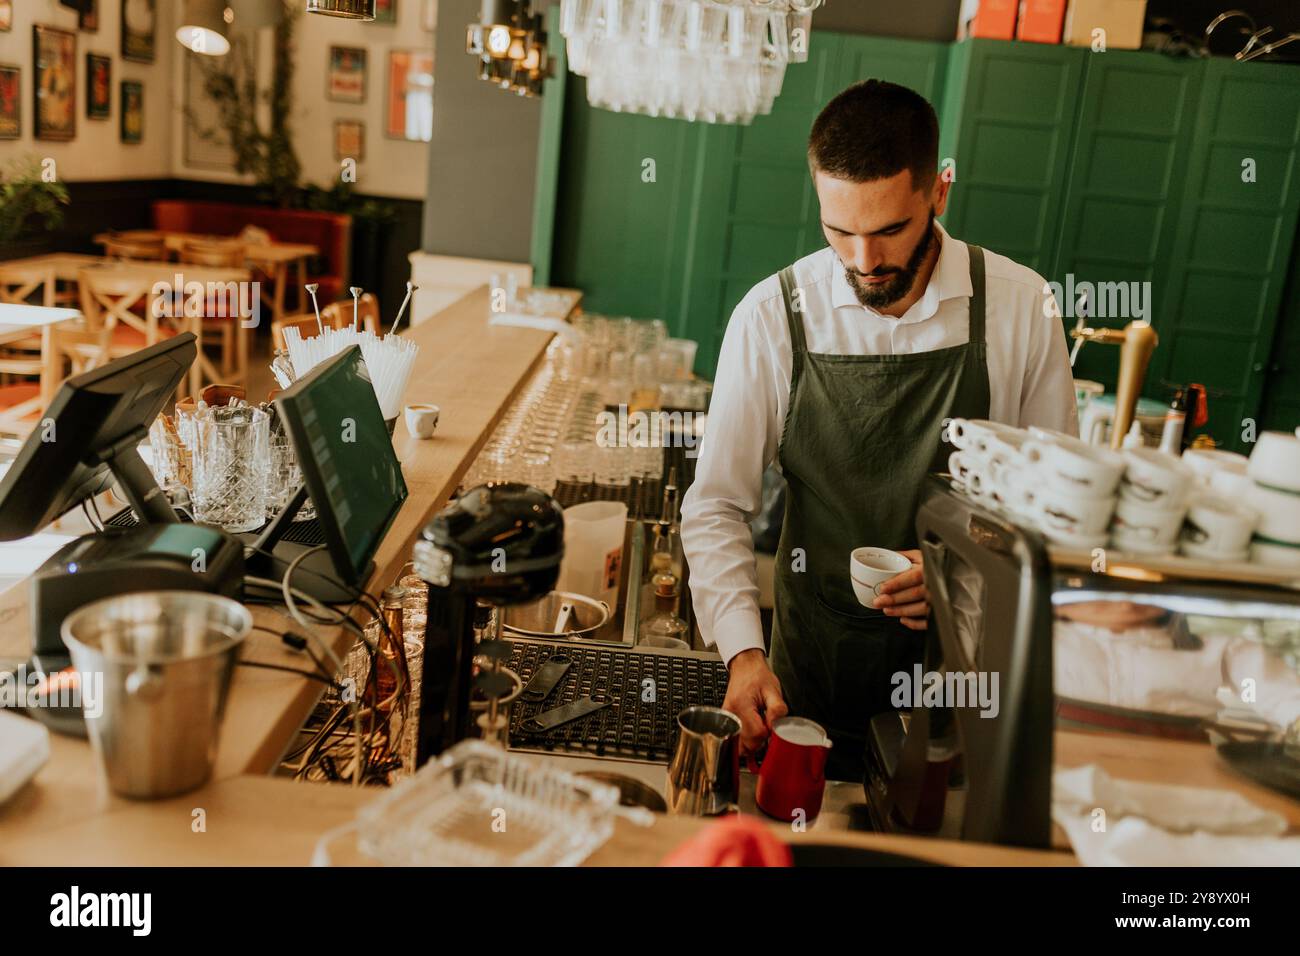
[464,314,693,494]
[560,0,821,123]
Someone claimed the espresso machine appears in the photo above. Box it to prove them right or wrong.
[411,483,564,766]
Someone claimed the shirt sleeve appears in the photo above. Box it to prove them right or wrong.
[1018,285,1080,438]
[681,291,784,667]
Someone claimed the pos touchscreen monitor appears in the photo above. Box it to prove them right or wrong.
[0,333,197,540]
[262,345,408,600]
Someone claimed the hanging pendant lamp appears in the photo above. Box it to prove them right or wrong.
[176,0,232,56]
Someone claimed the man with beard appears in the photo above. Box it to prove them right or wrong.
[681,80,1077,780]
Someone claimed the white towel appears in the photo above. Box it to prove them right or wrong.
[1053,764,1300,866]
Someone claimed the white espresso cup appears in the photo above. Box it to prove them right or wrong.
[1182,448,1248,487]
[1110,496,1186,554]
[1023,436,1124,498]
[1179,493,1258,560]
[404,403,441,439]
[1120,448,1192,509]
[950,418,1021,456]
[1034,485,1115,537]
[849,547,913,608]
[948,451,983,486]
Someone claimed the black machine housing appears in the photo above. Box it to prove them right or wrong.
[413,483,564,765]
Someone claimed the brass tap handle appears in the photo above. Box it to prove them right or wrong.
[1110,322,1159,450]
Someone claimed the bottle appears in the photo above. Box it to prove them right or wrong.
[1160,388,1186,456]
[639,571,689,649]
[374,585,409,719]
[1122,421,1145,449]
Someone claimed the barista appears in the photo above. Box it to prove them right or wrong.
[680,79,1078,780]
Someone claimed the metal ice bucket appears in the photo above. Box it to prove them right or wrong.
[61,591,251,799]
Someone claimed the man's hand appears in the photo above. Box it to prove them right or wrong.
[723,648,788,755]
[871,548,929,630]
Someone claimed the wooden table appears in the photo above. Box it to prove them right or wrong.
[0,304,83,430]
[94,230,318,327]
[5,253,254,393]
[1,286,1296,865]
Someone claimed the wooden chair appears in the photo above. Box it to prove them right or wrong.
[0,325,112,436]
[0,262,61,364]
[102,233,169,261]
[178,239,248,380]
[271,311,326,352]
[76,268,205,397]
[320,293,381,336]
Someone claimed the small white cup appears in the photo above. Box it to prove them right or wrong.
[1179,493,1257,560]
[1182,448,1248,487]
[849,547,913,608]
[404,403,440,439]
[1110,496,1187,554]
[1248,431,1300,494]
[950,418,1021,456]
[1243,480,1300,546]
[1120,448,1193,510]
[1034,485,1115,537]
[948,450,983,487]
[1023,436,1124,498]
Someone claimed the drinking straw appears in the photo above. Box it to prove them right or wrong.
[389,282,417,336]
[305,283,323,334]
[350,286,363,332]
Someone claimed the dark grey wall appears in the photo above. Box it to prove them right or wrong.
[420,0,545,262]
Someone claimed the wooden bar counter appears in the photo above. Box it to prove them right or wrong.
[1,286,1296,866]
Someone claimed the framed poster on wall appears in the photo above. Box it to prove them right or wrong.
[122,0,156,63]
[33,25,77,142]
[0,65,19,139]
[374,0,397,24]
[328,46,367,103]
[334,120,365,162]
[386,49,433,142]
[80,0,100,32]
[86,53,111,119]
[120,80,143,143]
[0,1,12,33]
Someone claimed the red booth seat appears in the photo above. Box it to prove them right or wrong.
[152,201,352,303]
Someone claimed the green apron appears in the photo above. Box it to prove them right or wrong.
[769,244,992,782]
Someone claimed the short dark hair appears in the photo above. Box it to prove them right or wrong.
[808,79,939,190]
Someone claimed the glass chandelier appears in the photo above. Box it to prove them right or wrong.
[560,0,824,124]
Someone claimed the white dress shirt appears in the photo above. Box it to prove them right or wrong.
[681,224,1079,667]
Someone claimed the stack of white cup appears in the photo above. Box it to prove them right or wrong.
[949,420,1122,549]
[946,419,1267,562]
[1239,432,1300,569]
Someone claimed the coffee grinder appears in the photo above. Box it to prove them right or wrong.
[411,483,564,766]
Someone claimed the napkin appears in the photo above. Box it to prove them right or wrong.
[1052,764,1300,866]
[0,709,49,805]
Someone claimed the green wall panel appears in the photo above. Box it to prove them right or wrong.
[939,40,1085,277]
[1051,50,1202,390]
[1151,57,1300,450]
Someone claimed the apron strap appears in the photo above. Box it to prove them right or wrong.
[777,266,807,387]
[966,243,987,347]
